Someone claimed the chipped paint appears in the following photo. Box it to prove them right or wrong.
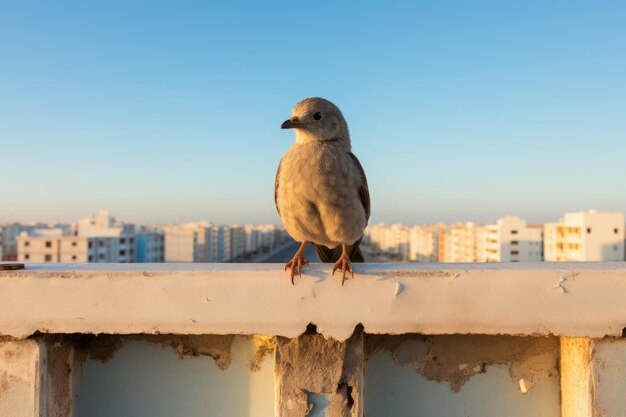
[366,334,559,392]
[4,263,626,339]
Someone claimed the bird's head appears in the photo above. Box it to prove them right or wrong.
[281,97,350,148]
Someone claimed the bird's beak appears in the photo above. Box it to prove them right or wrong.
[281,118,300,129]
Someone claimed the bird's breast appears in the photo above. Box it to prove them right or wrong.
[277,144,365,247]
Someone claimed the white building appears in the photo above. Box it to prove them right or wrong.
[544,210,625,261]
[75,209,135,237]
[164,223,232,263]
[1,222,62,261]
[230,225,245,261]
[364,223,410,259]
[407,225,444,262]
[17,234,134,263]
[209,225,231,262]
[242,224,288,256]
[15,210,137,264]
[164,222,210,263]
[485,215,543,262]
[439,222,484,263]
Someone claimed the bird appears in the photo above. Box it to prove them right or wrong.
[275,97,370,285]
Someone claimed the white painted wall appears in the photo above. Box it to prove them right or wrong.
[73,336,274,417]
[365,336,560,417]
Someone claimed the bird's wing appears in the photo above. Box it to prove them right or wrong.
[348,152,370,222]
[274,159,282,215]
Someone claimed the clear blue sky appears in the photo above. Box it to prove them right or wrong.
[1,1,625,225]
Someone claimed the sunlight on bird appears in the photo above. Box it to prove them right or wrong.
[275,97,370,285]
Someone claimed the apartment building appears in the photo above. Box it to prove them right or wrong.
[163,222,210,263]
[135,228,165,263]
[485,215,543,262]
[544,210,625,261]
[230,225,245,261]
[17,234,134,263]
[364,223,410,259]
[164,223,232,263]
[439,222,484,262]
[0,222,62,261]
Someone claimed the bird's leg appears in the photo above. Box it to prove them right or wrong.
[284,241,309,285]
[332,243,354,286]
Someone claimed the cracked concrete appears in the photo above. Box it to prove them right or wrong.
[366,334,559,392]
[275,326,363,417]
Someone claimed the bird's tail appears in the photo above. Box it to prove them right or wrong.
[313,238,365,263]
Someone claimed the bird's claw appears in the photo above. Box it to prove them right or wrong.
[284,255,309,285]
[332,254,354,285]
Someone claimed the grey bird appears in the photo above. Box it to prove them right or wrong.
[275,97,370,284]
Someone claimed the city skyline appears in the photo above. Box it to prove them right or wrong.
[2,2,626,224]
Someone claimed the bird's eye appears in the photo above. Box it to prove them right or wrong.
[313,112,323,121]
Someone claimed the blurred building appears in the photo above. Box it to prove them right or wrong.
[17,233,134,263]
[164,222,232,263]
[230,225,245,261]
[439,222,484,262]
[75,209,135,237]
[485,215,543,262]
[135,227,165,263]
[544,210,625,261]
[364,223,410,259]
[1,222,60,261]
[163,222,210,263]
[209,225,232,262]
[407,224,447,262]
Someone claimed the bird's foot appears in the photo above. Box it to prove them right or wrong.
[284,254,309,285]
[332,252,354,285]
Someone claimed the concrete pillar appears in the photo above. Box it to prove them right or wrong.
[0,337,74,417]
[0,339,41,417]
[561,337,593,417]
[38,337,74,417]
[275,326,363,417]
[561,337,626,417]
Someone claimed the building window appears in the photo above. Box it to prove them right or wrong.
[511,241,519,245]
[88,241,93,248]
[98,254,105,260]
[45,241,52,248]
[99,240,105,247]
[587,228,592,234]
[615,228,619,234]
[120,238,126,244]
[72,255,77,260]
[44,254,52,262]
[511,230,518,235]
[119,250,126,256]
[72,241,77,247]
[88,255,93,262]
[130,237,135,244]
[511,250,519,256]
[24,254,30,260]
[24,241,30,247]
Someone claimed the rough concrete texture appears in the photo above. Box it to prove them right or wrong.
[0,339,40,417]
[3,263,626,339]
[40,338,74,417]
[366,334,559,391]
[275,327,363,417]
[588,338,626,417]
[39,334,236,372]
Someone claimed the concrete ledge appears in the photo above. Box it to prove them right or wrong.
[1,263,626,339]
